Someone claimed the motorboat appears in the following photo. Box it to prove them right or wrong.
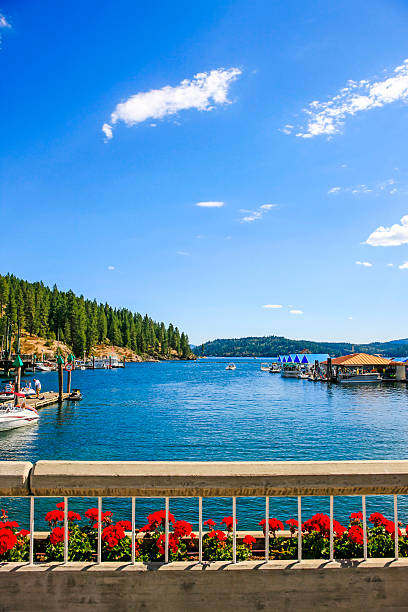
[226,363,236,371]
[34,362,53,372]
[0,403,39,431]
[110,357,124,368]
[281,364,300,378]
[337,372,382,383]
[21,386,36,398]
[67,389,83,401]
[260,363,271,371]
[269,363,281,373]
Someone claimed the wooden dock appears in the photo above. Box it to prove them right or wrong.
[0,391,70,409]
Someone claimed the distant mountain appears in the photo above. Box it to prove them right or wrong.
[201,335,408,358]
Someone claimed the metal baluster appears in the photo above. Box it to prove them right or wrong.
[362,495,367,561]
[64,496,68,563]
[297,496,302,562]
[265,496,269,562]
[394,494,399,560]
[198,497,203,564]
[329,495,334,562]
[165,497,169,563]
[97,497,102,564]
[131,497,136,564]
[232,497,237,564]
[29,497,34,565]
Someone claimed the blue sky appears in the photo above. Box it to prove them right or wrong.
[2,0,408,344]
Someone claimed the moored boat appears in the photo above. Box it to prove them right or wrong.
[0,403,39,431]
[337,372,382,383]
[226,363,236,371]
[260,363,271,371]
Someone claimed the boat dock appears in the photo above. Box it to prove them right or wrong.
[0,391,71,409]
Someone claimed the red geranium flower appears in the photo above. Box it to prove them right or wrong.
[147,510,175,528]
[243,534,256,546]
[333,520,346,537]
[0,528,17,555]
[85,508,113,524]
[49,527,67,545]
[204,519,216,527]
[348,525,364,545]
[259,518,284,535]
[18,529,30,538]
[384,520,402,537]
[220,517,236,531]
[173,520,193,538]
[45,510,65,524]
[101,524,126,548]
[350,512,363,523]
[139,524,154,533]
[156,533,179,555]
[208,530,227,541]
[286,519,298,534]
[116,521,132,531]
[2,520,19,530]
[369,512,388,527]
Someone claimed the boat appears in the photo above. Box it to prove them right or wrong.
[269,363,281,373]
[0,403,39,431]
[34,362,52,372]
[225,363,236,371]
[260,363,271,371]
[281,364,300,378]
[67,389,82,401]
[337,372,382,383]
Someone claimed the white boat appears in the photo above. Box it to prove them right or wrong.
[281,364,300,378]
[0,403,39,431]
[110,357,124,368]
[337,372,382,383]
[269,363,281,373]
[226,363,236,371]
[260,363,271,371]
[34,362,52,372]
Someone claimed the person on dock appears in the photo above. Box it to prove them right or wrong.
[33,378,41,398]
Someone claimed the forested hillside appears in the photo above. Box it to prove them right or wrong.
[202,335,408,358]
[0,274,192,359]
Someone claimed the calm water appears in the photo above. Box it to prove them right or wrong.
[2,359,408,528]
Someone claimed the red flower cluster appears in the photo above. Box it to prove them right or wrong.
[102,524,126,548]
[204,519,216,528]
[243,534,256,547]
[116,521,132,531]
[50,527,67,545]
[220,516,236,532]
[348,525,364,545]
[0,528,17,555]
[173,520,193,538]
[259,518,284,535]
[369,512,388,527]
[147,510,175,529]
[156,533,180,555]
[85,508,113,523]
[384,520,402,537]
[45,505,81,525]
[286,519,298,534]
[302,514,345,538]
[350,512,363,523]
[208,530,227,542]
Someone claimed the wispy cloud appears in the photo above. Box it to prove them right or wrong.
[329,178,398,197]
[399,262,408,269]
[289,309,303,315]
[102,68,241,139]
[387,263,394,267]
[263,304,282,309]
[287,59,408,138]
[240,204,276,223]
[195,201,224,208]
[176,251,190,256]
[0,14,10,28]
[366,215,408,247]
[107,265,115,270]
[355,261,373,267]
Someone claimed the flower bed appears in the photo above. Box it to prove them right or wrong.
[1,505,408,562]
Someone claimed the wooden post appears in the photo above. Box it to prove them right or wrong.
[123,357,126,368]
[12,355,23,406]
[57,355,64,402]
[109,355,112,369]
[93,355,95,369]
[66,353,74,394]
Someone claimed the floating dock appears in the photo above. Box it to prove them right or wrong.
[0,391,70,409]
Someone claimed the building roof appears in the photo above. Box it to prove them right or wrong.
[322,353,393,366]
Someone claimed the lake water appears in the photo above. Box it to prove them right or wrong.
[2,359,408,529]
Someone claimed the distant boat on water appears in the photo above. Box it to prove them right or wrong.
[226,363,236,371]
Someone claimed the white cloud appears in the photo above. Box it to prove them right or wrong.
[289,309,303,315]
[280,124,294,135]
[195,201,224,208]
[293,59,408,137]
[263,304,282,309]
[240,204,277,223]
[107,265,115,270]
[348,316,353,320]
[176,251,190,256]
[355,261,373,267]
[0,14,10,28]
[103,68,241,139]
[398,262,408,269]
[366,215,408,247]
[328,187,341,194]
[102,123,113,140]
[387,263,394,267]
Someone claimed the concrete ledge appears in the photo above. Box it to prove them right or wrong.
[1,560,408,611]
[30,459,408,497]
[0,461,32,496]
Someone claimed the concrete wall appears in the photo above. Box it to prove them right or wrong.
[1,560,408,612]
